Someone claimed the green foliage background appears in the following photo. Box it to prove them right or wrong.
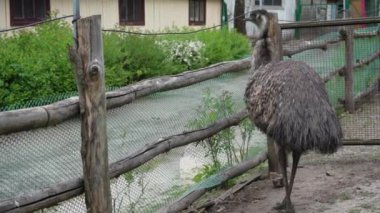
[0,21,250,109]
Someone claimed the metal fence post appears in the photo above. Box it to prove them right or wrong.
[72,0,80,49]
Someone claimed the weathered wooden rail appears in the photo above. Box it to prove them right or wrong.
[0,58,251,135]
[283,31,379,58]
[280,16,380,29]
[0,110,248,212]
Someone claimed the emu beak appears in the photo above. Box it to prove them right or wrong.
[243,17,253,22]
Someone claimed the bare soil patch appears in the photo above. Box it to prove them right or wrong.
[206,146,380,213]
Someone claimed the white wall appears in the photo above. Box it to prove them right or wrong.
[225,0,296,36]
[0,0,221,31]
[0,0,9,30]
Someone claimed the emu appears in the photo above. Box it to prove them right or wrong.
[244,10,343,212]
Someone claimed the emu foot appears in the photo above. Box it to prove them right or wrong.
[273,200,285,210]
[273,200,295,213]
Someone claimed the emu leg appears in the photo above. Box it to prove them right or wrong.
[289,152,301,195]
[274,146,294,212]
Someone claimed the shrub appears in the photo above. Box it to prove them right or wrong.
[0,20,74,107]
[187,89,236,170]
[0,23,250,108]
[195,28,251,64]
[155,40,207,69]
[188,89,255,182]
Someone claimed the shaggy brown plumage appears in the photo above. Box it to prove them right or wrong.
[244,10,343,212]
[245,60,342,154]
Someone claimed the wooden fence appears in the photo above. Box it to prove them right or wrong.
[0,15,380,213]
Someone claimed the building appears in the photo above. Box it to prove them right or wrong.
[296,0,380,21]
[0,0,224,31]
[225,0,296,36]
[224,0,297,36]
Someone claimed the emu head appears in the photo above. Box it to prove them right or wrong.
[244,10,270,39]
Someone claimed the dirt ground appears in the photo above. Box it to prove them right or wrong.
[206,146,380,213]
[205,93,380,213]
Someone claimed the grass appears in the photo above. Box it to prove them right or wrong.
[339,191,352,201]
[348,208,362,213]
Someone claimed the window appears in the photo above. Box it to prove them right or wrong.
[189,0,206,25]
[119,0,145,26]
[254,0,282,6]
[10,0,50,26]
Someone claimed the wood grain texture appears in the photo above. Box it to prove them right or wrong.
[71,15,112,213]
[341,28,355,113]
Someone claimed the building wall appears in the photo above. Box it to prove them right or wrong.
[225,0,296,36]
[0,0,9,30]
[0,0,221,31]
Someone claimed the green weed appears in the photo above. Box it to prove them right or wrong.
[188,89,256,183]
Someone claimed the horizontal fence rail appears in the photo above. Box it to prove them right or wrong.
[283,31,379,58]
[0,110,248,212]
[0,58,251,135]
[280,16,380,29]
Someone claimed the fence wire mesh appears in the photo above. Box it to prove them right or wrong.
[0,22,380,213]
[283,23,380,140]
[0,71,267,212]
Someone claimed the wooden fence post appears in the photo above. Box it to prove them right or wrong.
[340,27,355,113]
[69,15,112,213]
[267,13,284,188]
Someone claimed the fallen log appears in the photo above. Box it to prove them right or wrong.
[159,151,268,213]
[195,173,264,211]
[343,139,380,146]
[0,58,251,135]
[0,110,248,212]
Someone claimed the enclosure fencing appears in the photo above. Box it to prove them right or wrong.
[0,15,380,213]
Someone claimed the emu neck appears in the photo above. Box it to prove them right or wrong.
[252,37,274,70]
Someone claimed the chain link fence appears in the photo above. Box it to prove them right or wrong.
[283,23,380,140]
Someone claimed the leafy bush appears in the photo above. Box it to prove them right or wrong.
[0,22,250,108]
[188,89,255,183]
[195,28,251,63]
[155,40,207,69]
[0,20,74,107]
[188,89,236,169]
